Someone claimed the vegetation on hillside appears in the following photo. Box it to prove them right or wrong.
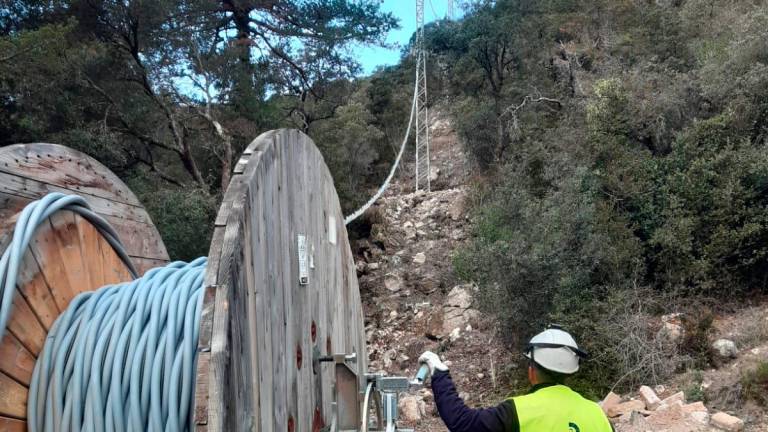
[427,0,768,394]
[3,0,768,397]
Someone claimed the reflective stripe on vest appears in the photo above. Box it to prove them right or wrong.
[509,385,613,432]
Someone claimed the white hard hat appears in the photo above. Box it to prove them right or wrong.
[523,326,587,375]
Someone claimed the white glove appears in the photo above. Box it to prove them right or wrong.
[419,351,449,376]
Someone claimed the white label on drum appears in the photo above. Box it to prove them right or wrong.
[298,234,309,285]
[329,216,337,245]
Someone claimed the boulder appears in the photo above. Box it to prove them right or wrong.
[445,285,473,309]
[429,166,440,183]
[682,402,707,413]
[607,400,645,418]
[689,411,709,425]
[398,395,425,422]
[712,339,738,359]
[404,226,417,240]
[638,385,662,410]
[600,391,622,414]
[384,273,403,292]
[660,391,686,406]
[413,252,427,265]
[442,285,479,334]
[416,276,439,294]
[644,402,687,430]
[658,321,685,344]
[447,197,465,221]
[711,412,744,431]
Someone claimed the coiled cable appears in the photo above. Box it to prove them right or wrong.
[0,193,206,432]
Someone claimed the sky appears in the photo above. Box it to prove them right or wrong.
[355,0,459,76]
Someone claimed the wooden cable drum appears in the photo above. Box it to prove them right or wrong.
[0,143,170,430]
[0,130,366,432]
[195,129,367,431]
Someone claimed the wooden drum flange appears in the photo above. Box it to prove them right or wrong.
[196,129,367,432]
[0,143,170,430]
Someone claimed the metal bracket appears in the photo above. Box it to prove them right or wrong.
[318,354,424,432]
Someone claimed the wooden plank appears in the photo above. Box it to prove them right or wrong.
[48,211,90,299]
[291,131,312,432]
[247,152,272,432]
[99,231,133,286]
[201,173,249,430]
[0,332,35,386]
[276,130,297,431]
[76,215,107,290]
[194,351,211,426]
[0,371,28,419]
[197,228,226,352]
[309,134,330,420]
[7,292,47,356]
[0,192,29,236]
[268,133,288,432]
[194,218,227,427]
[29,213,77,310]
[0,415,26,431]
[16,247,59,331]
[240,195,260,432]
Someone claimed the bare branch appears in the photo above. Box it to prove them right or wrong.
[500,94,562,119]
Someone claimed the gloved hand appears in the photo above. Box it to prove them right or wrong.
[418,351,449,376]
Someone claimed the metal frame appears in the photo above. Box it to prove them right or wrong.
[319,352,423,432]
[415,0,430,193]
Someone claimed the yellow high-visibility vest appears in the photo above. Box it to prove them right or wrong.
[510,384,613,432]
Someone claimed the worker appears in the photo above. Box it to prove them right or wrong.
[419,326,614,432]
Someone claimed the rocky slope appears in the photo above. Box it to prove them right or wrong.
[603,306,768,432]
[352,114,517,430]
[352,113,768,431]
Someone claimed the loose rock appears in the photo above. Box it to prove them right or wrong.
[384,273,403,292]
[398,395,424,422]
[601,392,622,414]
[712,339,738,359]
[711,412,744,431]
[607,400,645,418]
[638,385,662,410]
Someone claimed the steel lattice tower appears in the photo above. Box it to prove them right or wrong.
[447,0,454,19]
[415,0,430,192]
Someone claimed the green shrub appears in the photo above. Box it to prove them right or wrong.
[128,174,218,261]
[684,370,706,403]
[453,98,499,169]
[741,361,768,406]
[680,307,714,367]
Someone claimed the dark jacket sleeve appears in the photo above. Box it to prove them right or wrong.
[431,371,519,432]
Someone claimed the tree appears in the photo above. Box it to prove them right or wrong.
[1,0,397,194]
